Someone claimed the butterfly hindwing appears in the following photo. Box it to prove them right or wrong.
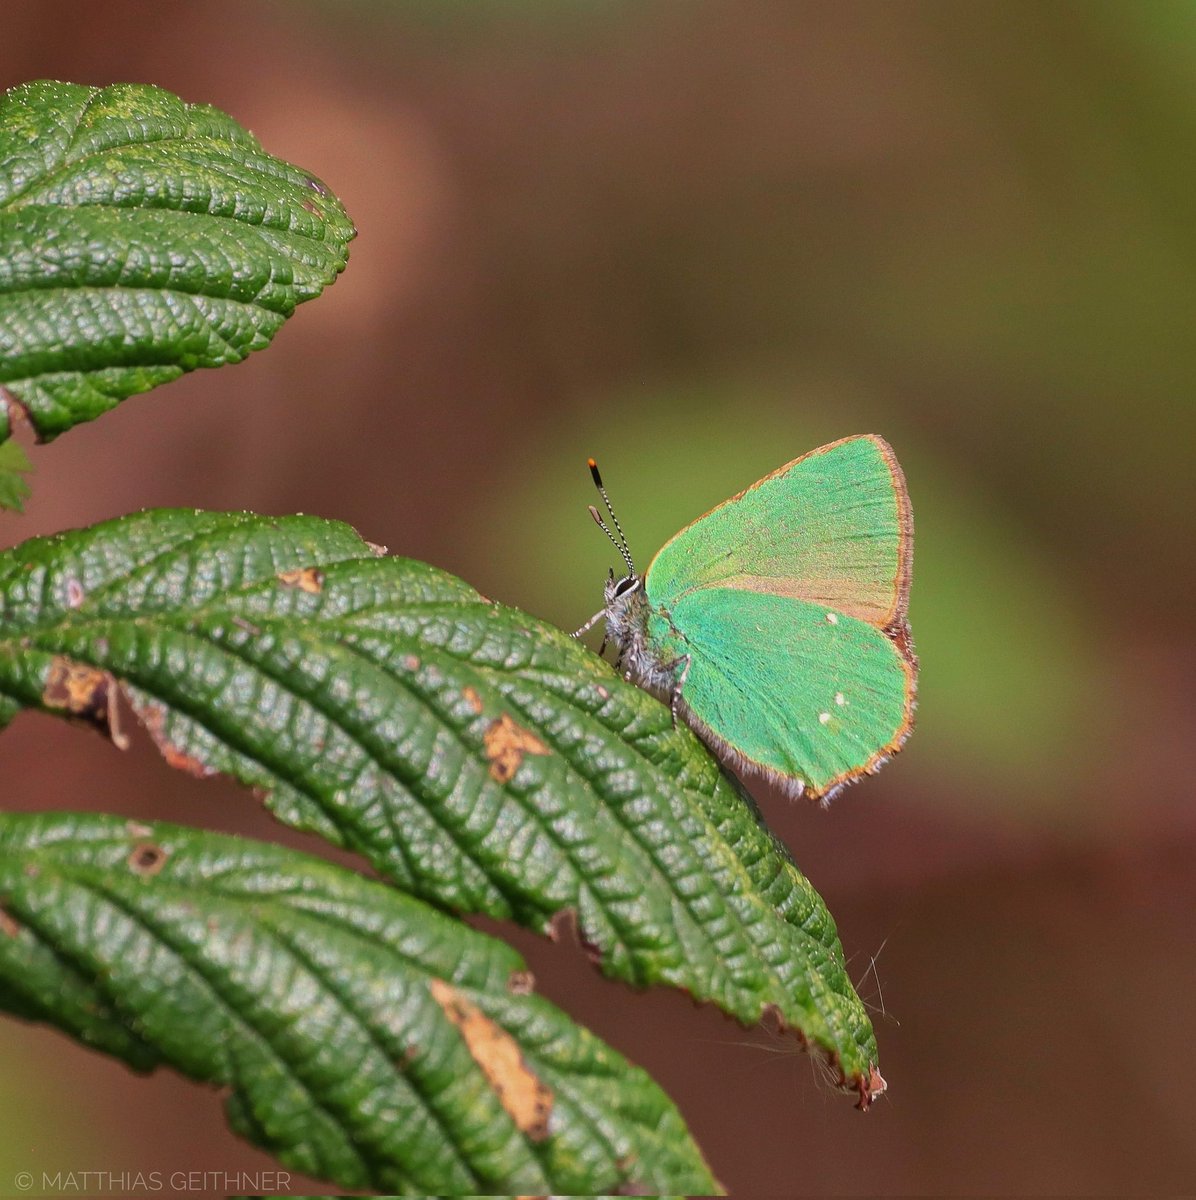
[652,588,913,796]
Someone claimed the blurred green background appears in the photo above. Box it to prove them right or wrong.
[2,1,1193,1193]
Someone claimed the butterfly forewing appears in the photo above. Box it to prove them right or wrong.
[645,435,911,628]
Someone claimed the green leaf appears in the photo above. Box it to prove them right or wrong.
[0,439,32,510]
[0,509,882,1101]
[0,81,354,442]
[0,811,716,1193]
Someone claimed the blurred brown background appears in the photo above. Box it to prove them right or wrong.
[3,1,1194,1193]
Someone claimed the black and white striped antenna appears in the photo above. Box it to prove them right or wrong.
[587,457,635,576]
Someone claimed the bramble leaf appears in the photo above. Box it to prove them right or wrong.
[0,811,717,1193]
[0,440,32,511]
[0,508,883,1100]
[0,81,353,442]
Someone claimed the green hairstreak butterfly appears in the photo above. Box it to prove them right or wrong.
[574,434,916,801]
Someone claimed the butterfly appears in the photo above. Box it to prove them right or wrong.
[573,434,916,801]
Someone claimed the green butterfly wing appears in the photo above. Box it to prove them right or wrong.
[644,435,915,797]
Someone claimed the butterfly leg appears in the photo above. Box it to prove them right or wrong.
[571,608,607,639]
[665,654,691,727]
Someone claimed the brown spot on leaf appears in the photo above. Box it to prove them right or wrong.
[613,1177,654,1197]
[507,970,535,996]
[231,615,262,636]
[763,1001,878,1108]
[403,654,420,671]
[0,385,33,435]
[860,1064,888,1110]
[65,577,85,608]
[547,907,577,944]
[160,742,212,777]
[547,906,603,963]
[483,714,551,784]
[277,566,325,594]
[429,978,553,1140]
[462,686,483,714]
[42,657,129,749]
[0,906,20,938]
[365,540,388,557]
[134,702,215,779]
[127,842,168,876]
[821,1046,885,1111]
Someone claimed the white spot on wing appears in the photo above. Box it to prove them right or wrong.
[825,612,838,624]
[835,692,846,706]
[819,712,831,725]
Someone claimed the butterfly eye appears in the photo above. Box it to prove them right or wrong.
[613,575,639,598]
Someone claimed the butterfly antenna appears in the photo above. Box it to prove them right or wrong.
[587,457,636,575]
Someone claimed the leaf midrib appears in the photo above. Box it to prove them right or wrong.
[5,595,775,1004]
[0,543,869,1062]
[4,864,384,1185]
[2,112,273,217]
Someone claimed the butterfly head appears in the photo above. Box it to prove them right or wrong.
[603,565,643,610]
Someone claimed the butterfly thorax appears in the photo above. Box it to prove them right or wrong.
[602,572,687,696]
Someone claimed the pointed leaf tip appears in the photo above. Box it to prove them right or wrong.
[0,507,881,1096]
